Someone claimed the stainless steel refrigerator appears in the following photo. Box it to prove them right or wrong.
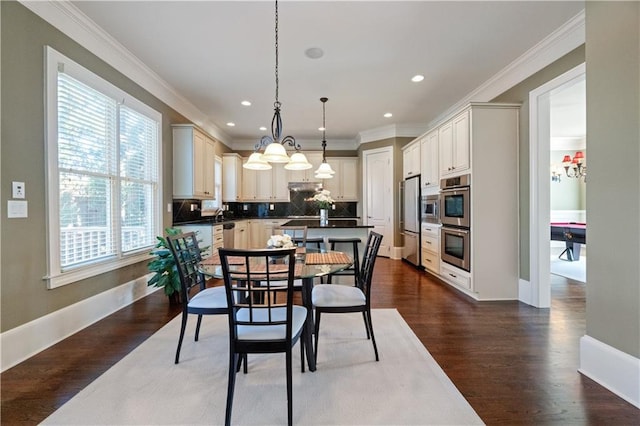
[401,175,421,267]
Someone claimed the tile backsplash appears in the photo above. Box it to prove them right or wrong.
[173,192,357,224]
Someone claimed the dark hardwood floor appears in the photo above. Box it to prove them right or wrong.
[2,258,638,424]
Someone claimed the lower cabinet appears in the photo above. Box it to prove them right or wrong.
[421,223,440,274]
[234,221,249,249]
[248,219,288,248]
[439,262,471,291]
[213,224,224,253]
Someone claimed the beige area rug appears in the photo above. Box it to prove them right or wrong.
[550,255,586,283]
[42,309,483,425]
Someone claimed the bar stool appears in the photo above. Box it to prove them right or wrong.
[296,237,324,251]
[296,237,326,283]
[327,237,361,285]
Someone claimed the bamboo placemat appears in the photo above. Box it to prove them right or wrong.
[202,248,304,265]
[305,252,352,265]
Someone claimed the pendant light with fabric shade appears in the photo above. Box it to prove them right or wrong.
[315,97,335,179]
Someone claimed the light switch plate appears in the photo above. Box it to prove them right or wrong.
[12,181,25,199]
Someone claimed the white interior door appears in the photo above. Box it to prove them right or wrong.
[363,147,393,257]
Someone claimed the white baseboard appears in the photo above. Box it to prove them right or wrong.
[579,335,640,408]
[0,274,158,372]
[390,246,403,260]
[518,278,533,306]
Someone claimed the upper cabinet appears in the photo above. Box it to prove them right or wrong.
[172,125,216,199]
[439,110,470,177]
[322,157,358,201]
[287,152,323,182]
[242,160,288,202]
[222,153,243,202]
[402,142,420,179]
[420,130,439,190]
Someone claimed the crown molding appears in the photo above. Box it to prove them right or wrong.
[23,1,584,150]
[20,0,233,147]
[358,124,430,145]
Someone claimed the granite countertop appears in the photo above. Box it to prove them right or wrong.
[282,219,372,229]
[173,216,361,226]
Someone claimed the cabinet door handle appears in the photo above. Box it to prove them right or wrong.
[449,273,457,278]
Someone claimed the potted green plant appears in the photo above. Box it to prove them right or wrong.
[147,227,183,303]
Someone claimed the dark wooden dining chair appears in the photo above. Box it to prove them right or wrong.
[218,247,306,426]
[274,225,308,247]
[311,231,383,362]
[166,232,227,364]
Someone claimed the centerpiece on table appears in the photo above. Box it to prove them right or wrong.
[311,189,334,225]
[267,234,295,249]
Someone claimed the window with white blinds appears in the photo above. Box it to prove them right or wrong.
[46,47,162,288]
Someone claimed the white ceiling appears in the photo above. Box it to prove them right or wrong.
[550,77,586,150]
[70,1,584,149]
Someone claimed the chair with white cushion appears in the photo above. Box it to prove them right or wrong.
[167,232,228,364]
[311,231,383,362]
[218,247,306,426]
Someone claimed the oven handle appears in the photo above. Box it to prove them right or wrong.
[440,186,470,194]
[442,227,470,235]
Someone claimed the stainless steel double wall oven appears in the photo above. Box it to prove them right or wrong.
[439,174,471,271]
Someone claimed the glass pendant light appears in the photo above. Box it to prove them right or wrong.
[244,152,272,170]
[243,0,311,171]
[315,97,335,179]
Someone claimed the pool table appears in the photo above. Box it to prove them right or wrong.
[550,222,586,261]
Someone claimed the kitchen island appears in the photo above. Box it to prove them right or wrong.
[281,218,372,229]
[282,219,374,279]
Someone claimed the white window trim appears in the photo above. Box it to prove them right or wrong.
[44,46,162,289]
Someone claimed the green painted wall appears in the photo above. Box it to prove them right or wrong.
[550,149,586,211]
[491,45,586,281]
[584,1,639,358]
[0,1,188,331]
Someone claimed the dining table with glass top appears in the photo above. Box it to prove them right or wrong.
[199,247,354,372]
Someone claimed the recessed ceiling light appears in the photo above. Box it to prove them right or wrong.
[259,126,267,131]
[318,127,325,131]
[411,75,424,82]
[305,47,324,59]
[384,113,393,118]
[241,100,251,106]
[226,122,235,127]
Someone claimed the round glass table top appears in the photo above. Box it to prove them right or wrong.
[199,248,353,280]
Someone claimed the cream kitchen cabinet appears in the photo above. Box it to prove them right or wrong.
[222,153,243,202]
[213,224,224,252]
[439,110,470,177]
[287,152,323,182]
[172,124,216,199]
[436,103,519,301]
[402,141,421,179]
[248,220,263,249]
[420,130,439,190]
[322,157,358,201]
[421,223,440,274]
[233,220,249,249]
[248,219,288,249]
[242,160,288,202]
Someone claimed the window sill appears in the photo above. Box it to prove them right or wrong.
[44,252,153,289]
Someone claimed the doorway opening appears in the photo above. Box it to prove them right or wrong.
[528,63,585,308]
